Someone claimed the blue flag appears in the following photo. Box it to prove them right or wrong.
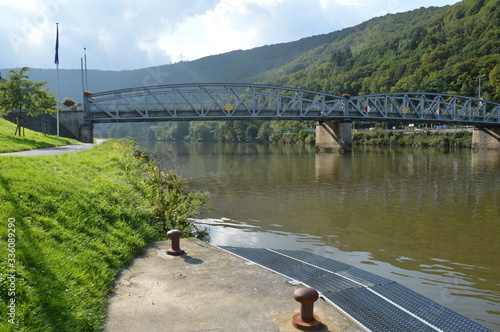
[54,23,59,65]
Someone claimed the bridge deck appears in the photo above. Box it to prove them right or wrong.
[219,246,492,332]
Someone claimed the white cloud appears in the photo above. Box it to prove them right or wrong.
[1,0,40,10]
[335,0,366,6]
[154,0,286,63]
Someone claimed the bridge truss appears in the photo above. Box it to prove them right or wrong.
[84,83,500,127]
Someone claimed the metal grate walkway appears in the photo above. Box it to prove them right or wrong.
[219,246,492,332]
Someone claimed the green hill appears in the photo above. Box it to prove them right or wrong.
[2,0,498,103]
[260,0,500,101]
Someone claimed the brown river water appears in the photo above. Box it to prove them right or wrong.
[142,141,500,330]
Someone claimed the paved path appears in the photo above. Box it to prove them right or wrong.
[0,140,106,156]
[105,239,363,332]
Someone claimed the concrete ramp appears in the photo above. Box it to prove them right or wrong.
[105,239,363,332]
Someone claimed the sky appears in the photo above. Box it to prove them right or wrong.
[1,0,461,72]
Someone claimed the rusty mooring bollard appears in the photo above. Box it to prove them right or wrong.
[291,287,322,331]
[166,229,185,256]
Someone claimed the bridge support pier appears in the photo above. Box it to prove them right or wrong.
[472,127,500,150]
[315,121,352,153]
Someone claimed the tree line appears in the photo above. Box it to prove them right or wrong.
[95,120,317,144]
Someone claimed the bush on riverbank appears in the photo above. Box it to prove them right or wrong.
[0,139,208,331]
[353,129,472,148]
[126,139,210,238]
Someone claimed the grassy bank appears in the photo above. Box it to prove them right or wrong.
[0,118,80,153]
[353,129,473,148]
[0,139,207,331]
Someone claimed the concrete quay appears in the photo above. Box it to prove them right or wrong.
[105,238,364,332]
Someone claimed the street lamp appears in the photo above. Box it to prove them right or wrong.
[478,74,486,99]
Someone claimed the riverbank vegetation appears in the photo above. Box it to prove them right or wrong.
[353,129,473,148]
[0,139,208,331]
[0,118,79,153]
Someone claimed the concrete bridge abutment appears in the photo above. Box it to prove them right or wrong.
[79,123,94,143]
[315,120,352,153]
[472,127,500,150]
[47,110,94,142]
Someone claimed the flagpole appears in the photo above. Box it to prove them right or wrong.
[55,23,60,140]
[84,47,88,91]
[56,65,60,140]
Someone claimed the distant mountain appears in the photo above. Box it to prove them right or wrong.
[1,32,346,102]
[2,0,498,103]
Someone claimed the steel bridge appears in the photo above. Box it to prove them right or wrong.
[79,83,500,150]
[84,83,500,126]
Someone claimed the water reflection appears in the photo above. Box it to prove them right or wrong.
[471,149,500,175]
[315,152,352,181]
[142,141,500,330]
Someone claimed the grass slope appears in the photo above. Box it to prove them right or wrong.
[0,118,80,153]
[0,140,164,331]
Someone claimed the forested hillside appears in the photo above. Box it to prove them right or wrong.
[259,0,499,101]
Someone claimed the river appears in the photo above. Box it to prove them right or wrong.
[141,141,500,330]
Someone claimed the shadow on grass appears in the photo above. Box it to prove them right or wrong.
[0,133,74,153]
[0,174,77,331]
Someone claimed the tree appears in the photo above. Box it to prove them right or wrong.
[0,67,56,136]
[190,122,213,141]
[166,122,190,141]
[256,121,273,142]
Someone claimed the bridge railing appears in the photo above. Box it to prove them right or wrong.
[85,84,500,126]
[86,84,347,122]
[348,93,500,125]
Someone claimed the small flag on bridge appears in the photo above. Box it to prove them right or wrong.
[54,23,59,65]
